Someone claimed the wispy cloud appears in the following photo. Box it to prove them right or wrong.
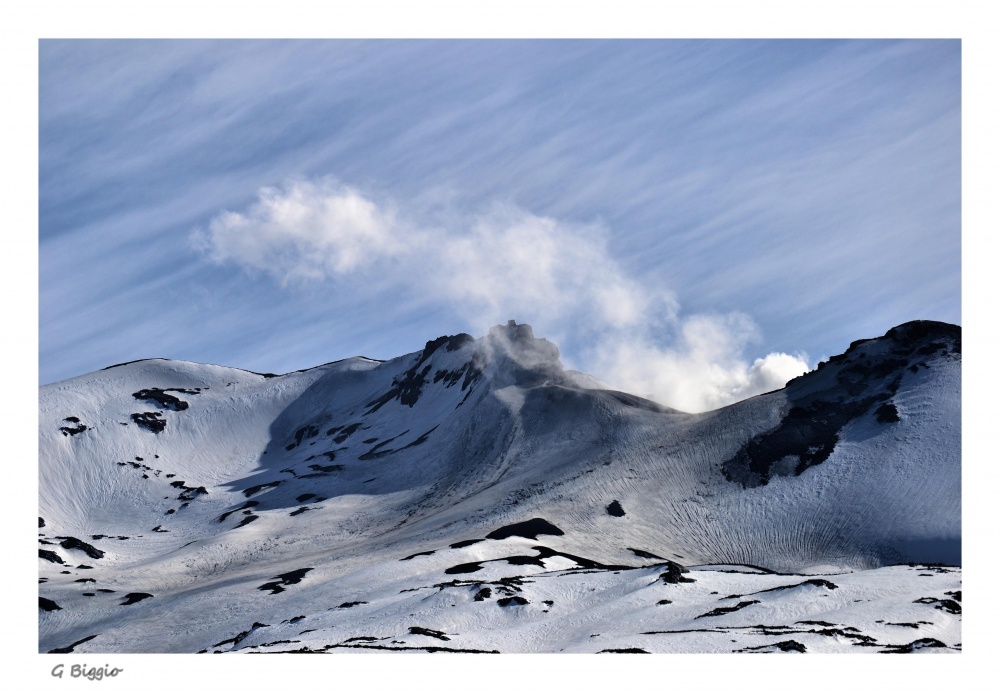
[195,178,808,412]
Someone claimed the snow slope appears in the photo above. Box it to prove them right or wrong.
[38,320,961,653]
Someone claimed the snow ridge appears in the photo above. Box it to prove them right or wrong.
[38,320,961,653]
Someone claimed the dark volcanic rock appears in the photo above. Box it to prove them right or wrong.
[243,481,281,498]
[630,548,666,560]
[486,518,564,541]
[131,412,166,433]
[39,549,64,564]
[356,430,408,460]
[48,635,99,653]
[328,642,498,653]
[659,561,695,584]
[59,418,88,436]
[294,424,319,444]
[400,550,436,561]
[433,352,485,394]
[212,622,270,649]
[366,334,479,414]
[328,422,362,443]
[881,638,949,654]
[445,561,484,575]
[218,501,259,523]
[40,597,62,612]
[450,539,483,549]
[258,568,313,595]
[722,321,960,487]
[132,388,198,411]
[913,597,961,614]
[408,626,450,641]
[306,463,343,474]
[722,401,866,486]
[606,500,626,517]
[121,593,154,605]
[738,639,807,653]
[177,484,209,501]
[774,640,808,652]
[358,426,438,460]
[58,537,105,560]
[749,579,839,597]
[446,546,629,575]
[875,402,901,423]
[696,600,760,619]
[797,624,878,645]
[365,363,432,413]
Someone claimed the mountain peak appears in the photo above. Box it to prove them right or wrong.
[489,319,541,342]
[480,320,563,387]
[38,319,961,653]
[723,319,961,489]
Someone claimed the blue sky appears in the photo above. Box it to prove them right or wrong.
[39,39,960,411]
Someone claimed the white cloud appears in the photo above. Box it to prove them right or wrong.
[431,205,659,334]
[193,178,402,284]
[745,352,811,395]
[587,313,809,413]
[194,178,809,412]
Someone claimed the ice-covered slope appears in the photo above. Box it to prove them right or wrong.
[38,320,960,653]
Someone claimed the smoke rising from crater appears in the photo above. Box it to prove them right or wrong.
[195,177,808,412]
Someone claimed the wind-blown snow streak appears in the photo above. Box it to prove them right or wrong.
[38,320,960,653]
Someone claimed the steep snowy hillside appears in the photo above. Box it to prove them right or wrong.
[38,320,960,653]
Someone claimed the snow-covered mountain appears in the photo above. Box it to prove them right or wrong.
[38,320,961,653]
